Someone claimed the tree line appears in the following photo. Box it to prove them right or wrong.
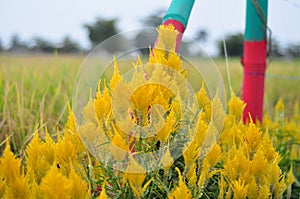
[1,11,299,58]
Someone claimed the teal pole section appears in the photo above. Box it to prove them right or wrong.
[245,0,268,41]
[162,0,195,28]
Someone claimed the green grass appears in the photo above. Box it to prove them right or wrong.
[0,54,82,153]
[0,54,299,153]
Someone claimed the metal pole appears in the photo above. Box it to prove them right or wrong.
[242,0,268,123]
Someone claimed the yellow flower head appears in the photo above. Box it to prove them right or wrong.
[168,167,192,199]
[95,80,111,121]
[40,164,72,199]
[110,56,122,90]
[231,179,248,199]
[123,157,152,198]
[286,166,294,185]
[156,24,178,52]
[228,90,246,119]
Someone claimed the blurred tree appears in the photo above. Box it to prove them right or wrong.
[135,29,156,55]
[194,29,208,43]
[84,17,127,53]
[139,9,165,27]
[269,38,283,57]
[218,33,243,57]
[285,44,300,58]
[31,37,55,53]
[59,36,80,53]
[9,34,30,53]
[135,9,165,55]
[84,18,118,47]
[0,38,2,51]
[178,40,192,56]
[10,34,21,47]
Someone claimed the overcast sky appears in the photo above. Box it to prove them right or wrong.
[1,0,299,55]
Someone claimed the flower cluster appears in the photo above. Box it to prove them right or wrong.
[0,25,297,199]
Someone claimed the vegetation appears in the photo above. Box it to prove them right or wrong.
[0,25,299,198]
[217,33,244,57]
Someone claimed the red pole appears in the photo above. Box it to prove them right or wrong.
[242,0,268,123]
[242,41,267,122]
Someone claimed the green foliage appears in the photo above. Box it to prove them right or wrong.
[59,36,81,53]
[218,33,244,57]
[286,44,300,58]
[84,17,120,49]
[139,9,165,27]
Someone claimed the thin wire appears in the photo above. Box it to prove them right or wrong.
[281,0,300,9]
[217,0,232,98]
[265,74,300,80]
[252,0,273,57]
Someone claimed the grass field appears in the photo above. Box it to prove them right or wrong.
[0,51,299,198]
[0,53,299,153]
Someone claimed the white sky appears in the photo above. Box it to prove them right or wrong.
[0,0,300,55]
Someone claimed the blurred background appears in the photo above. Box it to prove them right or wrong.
[0,0,299,57]
[0,0,300,152]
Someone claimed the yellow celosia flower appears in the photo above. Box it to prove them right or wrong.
[211,94,226,129]
[0,141,31,198]
[285,166,294,199]
[3,177,30,199]
[168,167,192,199]
[26,131,55,184]
[156,107,176,143]
[194,118,208,148]
[183,140,200,170]
[286,166,294,185]
[40,164,72,199]
[82,95,98,124]
[227,90,246,119]
[231,179,248,199]
[198,162,209,189]
[258,184,270,199]
[257,132,277,162]
[95,81,111,121]
[290,144,300,160]
[273,176,286,199]
[223,146,250,180]
[65,104,77,134]
[109,132,129,161]
[160,143,174,171]
[156,24,178,52]
[110,56,122,90]
[0,141,22,184]
[247,178,259,199]
[218,176,226,199]
[0,178,5,198]
[186,162,197,188]
[123,157,152,198]
[55,135,76,176]
[149,25,182,72]
[275,99,285,123]
[243,123,262,158]
[251,149,269,178]
[208,144,222,166]
[275,98,285,113]
[196,82,210,109]
[69,166,90,199]
[64,105,86,152]
[130,84,154,124]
